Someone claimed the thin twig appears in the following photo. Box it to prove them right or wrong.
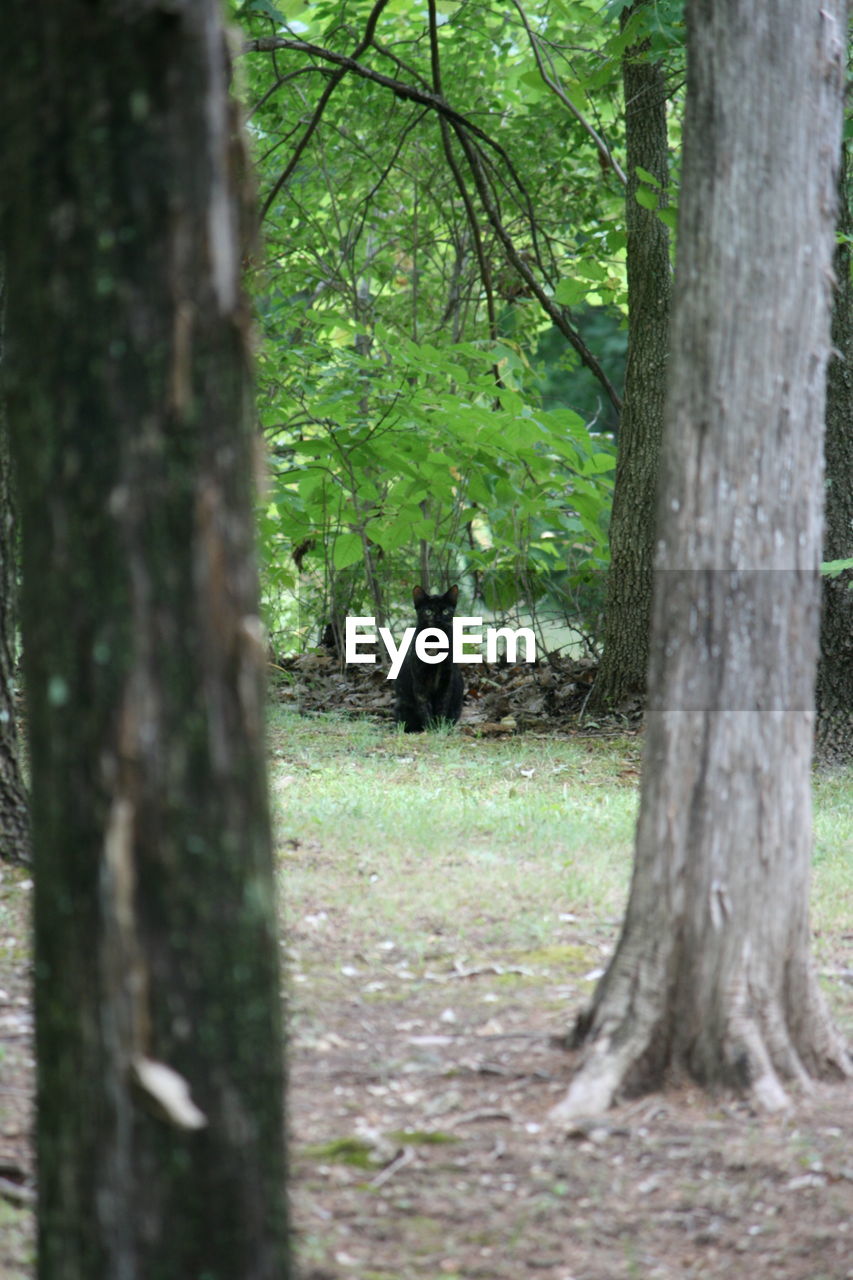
[451,125,623,411]
[510,0,627,186]
[369,1145,415,1188]
[246,24,623,410]
[426,0,499,347]
[256,0,392,223]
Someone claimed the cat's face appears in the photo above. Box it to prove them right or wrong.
[412,585,459,635]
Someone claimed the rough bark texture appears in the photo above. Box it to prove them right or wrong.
[589,6,671,709]
[1,3,289,1277]
[816,143,853,762]
[553,0,851,1124]
[0,266,30,861]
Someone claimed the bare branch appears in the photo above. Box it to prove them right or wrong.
[244,34,531,191]
[453,126,623,411]
[245,65,328,122]
[256,0,392,223]
[426,0,498,346]
[246,23,622,411]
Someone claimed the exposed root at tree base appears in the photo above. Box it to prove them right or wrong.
[548,1015,853,1129]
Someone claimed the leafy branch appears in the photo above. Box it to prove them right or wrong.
[253,0,391,223]
[243,21,624,411]
[509,0,628,185]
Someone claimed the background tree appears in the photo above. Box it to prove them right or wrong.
[0,265,30,864]
[589,1,673,708]
[0,2,289,1275]
[238,0,635,645]
[552,0,852,1121]
[817,140,853,761]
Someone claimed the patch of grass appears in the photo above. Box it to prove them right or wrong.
[811,769,853,937]
[270,708,637,958]
[270,710,853,1005]
[388,1130,458,1146]
[511,944,593,973]
[301,1137,379,1168]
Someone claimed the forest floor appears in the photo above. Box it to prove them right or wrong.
[289,963,853,1280]
[1,669,852,1279]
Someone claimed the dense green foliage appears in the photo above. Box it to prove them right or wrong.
[232,0,686,649]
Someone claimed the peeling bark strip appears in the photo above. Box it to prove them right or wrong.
[552,0,851,1124]
[0,2,289,1277]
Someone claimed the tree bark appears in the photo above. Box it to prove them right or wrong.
[0,263,30,862]
[552,0,851,1123]
[816,142,853,762]
[1,3,289,1277]
[589,4,671,710]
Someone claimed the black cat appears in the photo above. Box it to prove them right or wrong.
[394,585,464,732]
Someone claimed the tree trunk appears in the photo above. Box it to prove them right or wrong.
[552,0,851,1123]
[1,3,289,1277]
[816,142,853,762]
[0,263,30,862]
[589,4,671,710]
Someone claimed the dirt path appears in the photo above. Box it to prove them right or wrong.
[2,867,852,1280]
[288,929,853,1280]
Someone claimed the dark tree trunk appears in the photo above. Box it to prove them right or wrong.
[1,3,289,1277]
[0,266,30,862]
[589,4,671,710]
[553,0,851,1123]
[816,142,853,762]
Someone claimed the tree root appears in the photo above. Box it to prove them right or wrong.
[548,984,852,1128]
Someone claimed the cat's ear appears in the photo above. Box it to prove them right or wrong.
[445,585,459,606]
[413,585,425,604]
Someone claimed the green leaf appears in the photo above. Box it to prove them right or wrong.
[554,278,589,306]
[576,260,608,282]
[657,206,678,231]
[821,557,853,577]
[634,186,659,210]
[580,451,617,476]
[332,533,363,571]
[237,0,285,19]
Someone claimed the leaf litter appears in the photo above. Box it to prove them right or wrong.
[284,873,853,1279]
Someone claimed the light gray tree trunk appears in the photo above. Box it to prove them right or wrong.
[553,0,851,1122]
[1,2,289,1275]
